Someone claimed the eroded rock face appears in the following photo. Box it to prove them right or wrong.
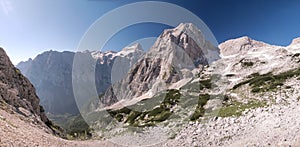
[111,43,145,84]
[17,50,118,115]
[0,47,51,128]
[17,51,80,115]
[101,23,220,106]
[17,46,145,115]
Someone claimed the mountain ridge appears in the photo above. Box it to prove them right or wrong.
[16,45,145,115]
[100,23,220,107]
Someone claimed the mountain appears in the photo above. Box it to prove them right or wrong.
[165,36,300,146]
[218,36,298,79]
[5,32,300,146]
[17,51,80,115]
[0,47,61,135]
[111,43,144,84]
[87,35,300,146]
[100,23,220,107]
[16,45,144,115]
[219,36,273,57]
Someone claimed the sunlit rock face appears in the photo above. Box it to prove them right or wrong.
[101,23,220,107]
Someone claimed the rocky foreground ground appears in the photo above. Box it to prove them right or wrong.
[3,100,300,147]
[0,108,120,147]
[165,102,300,146]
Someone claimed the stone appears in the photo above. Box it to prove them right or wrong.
[101,23,219,106]
[0,47,58,134]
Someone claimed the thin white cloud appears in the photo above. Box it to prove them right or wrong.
[0,0,14,15]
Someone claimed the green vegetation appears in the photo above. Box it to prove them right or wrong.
[48,114,92,140]
[93,89,215,126]
[233,68,300,93]
[168,132,177,139]
[48,114,76,129]
[106,89,181,127]
[199,79,212,90]
[169,66,176,74]
[0,100,8,110]
[220,135,233,142]
[15,68,21,75]
[180,74,221,92]
[102,91,208,125]
[162,72,167,80]
[65,115,92,140]
[190,94,210,121]
[217,101,266,117]
[180,81,199,92]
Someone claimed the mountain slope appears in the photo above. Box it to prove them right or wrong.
[0,47,51,127]
[17,51,79,115]
[89,36,300,146]
[16,46,144,115]
[101,23,220,107]
[0,47,121,146]
[0,47,67,139]
[164,36,300,146]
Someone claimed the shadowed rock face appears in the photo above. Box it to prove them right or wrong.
[17,51,80,115]
[0,47,51,127]
[16,50,115,115]
[101,23,220,107]
[17,45,144,115]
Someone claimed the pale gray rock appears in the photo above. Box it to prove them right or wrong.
[111,43,145,84]
[101,23,220,106]
[164,36,300,147]
[219,36,272,56]
[17,47,144,115]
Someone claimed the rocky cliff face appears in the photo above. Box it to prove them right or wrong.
[17,51,79,115]
[0,47,53,130]
[165,36,300,146]
[84,35,300,146]
[17,46,144,115]
[101,23,220,107]
[111,43,144,84]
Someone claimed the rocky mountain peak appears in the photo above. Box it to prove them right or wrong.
[150,23,219,67]
[116,43,144,58]
[219,36,271,57]
[154,23,205,51]
[101,23,219,107]
[167,23,204,43]
[121,43,143,52]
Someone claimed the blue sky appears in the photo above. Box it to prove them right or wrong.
[1,0,300,64]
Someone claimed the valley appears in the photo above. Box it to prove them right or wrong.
[2,23,300,146]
